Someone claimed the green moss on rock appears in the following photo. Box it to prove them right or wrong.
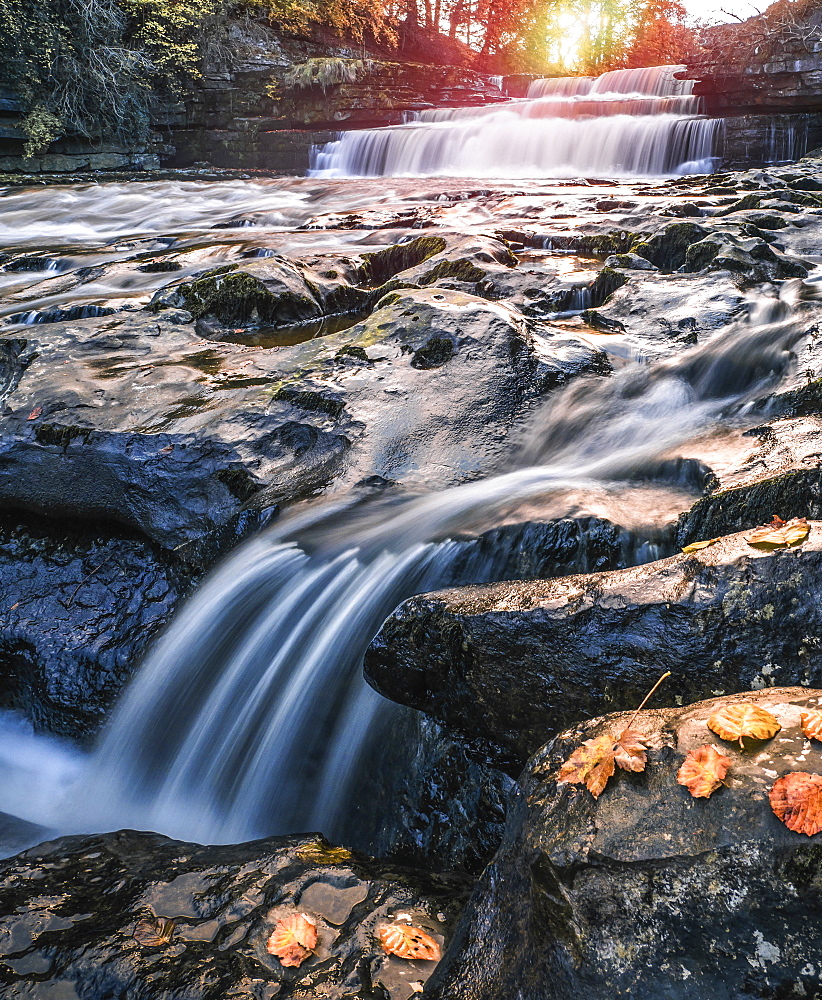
[359,236,448,285]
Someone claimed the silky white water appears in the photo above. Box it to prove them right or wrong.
[311,64,722,178]
[0,277,815,851]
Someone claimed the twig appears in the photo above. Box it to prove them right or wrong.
[65,552,116,608]
[621,672,672,736]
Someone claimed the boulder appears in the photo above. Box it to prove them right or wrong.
[0,512,195,739]
[427,687,822,1000]
[0,289,603,550]
[0,829,470,1000]
[365,524,822,768]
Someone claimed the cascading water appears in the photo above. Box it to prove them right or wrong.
[0,277,817,851]
[311,64,722,178]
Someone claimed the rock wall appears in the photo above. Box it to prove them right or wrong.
[686,1,822,117]
[0,21,506,176]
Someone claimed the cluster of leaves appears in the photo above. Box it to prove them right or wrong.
[133,908,442,968]
[264,911,441,968]
[560,687,822,838]
[683,515,810,555]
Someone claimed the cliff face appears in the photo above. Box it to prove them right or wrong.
[686,1,822,117]
[0,19,505,175]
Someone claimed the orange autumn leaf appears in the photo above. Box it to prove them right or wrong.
[769,772,822,836]
[377,923,441,962]
[133,917,175,948]
[707,703,781,748]
[801,709,822,742]
[26,407,42,421]
[677,744,731,798]
[558,731,649,797]
[747,515,810,550]
[266,912,318,968]
[681,538,719,554]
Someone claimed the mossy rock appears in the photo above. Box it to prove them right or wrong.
[419,259,487,285]
[715,193,763,216]
[181,270,319,326]
[586,266,628,306]
[631,222,709,271]
[359,236,447,285]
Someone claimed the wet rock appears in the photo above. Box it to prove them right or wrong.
[678,411,822,546]
[427,687,822,1000]
[0,512,194,738]
[603,251,657,270]
[631,221,710,271]
[365,525,822,768]
[0,829,471,1000]
[360,708,514,877]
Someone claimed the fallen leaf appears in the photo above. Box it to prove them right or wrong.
[159,445,174,455]
[612,730,649,772]
[377,923,441,962]
[747,515,810,550]
[558,731,649,797]
[677,744,731,798]
[133,917,175,947]
[769,772,822,836]
[682,538,719,554]
[801,709,822,742]
[410,983,425,994]
[26,407,42,421]
[266,912,318,967]
[707,703,781,748]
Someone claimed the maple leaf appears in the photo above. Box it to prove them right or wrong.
[747,515,810,550]
[377,923,441,962]
[677,744,730,798]
[133,917,175,947]
[558,672,668,797]
[558,733,618,798]
[266,912,318,968]
[681,538,719,554]
[769,772,822,836]
[801,709,822,742]
[707,703,781,748]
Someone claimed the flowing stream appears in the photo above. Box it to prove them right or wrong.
[311,65,723,178]
[0,276,815,850]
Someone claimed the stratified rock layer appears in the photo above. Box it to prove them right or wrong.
[366,525,822,768]
[0,830,470,1000]
[426,687,822,1000]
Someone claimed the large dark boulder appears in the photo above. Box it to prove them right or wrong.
[0,512,195,739]
[365,524,822,768]
[426,687,822,1000]
[0,830,470,1000]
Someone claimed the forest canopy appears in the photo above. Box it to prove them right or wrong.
[0,0,696,156]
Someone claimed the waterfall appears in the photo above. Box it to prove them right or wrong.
[0,279,816,850]
[311,64,721,179]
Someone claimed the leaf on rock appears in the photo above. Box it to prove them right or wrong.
[707,703,781,748]
[377,923,442,962]
[747,515,810,550]
[133,917,175,948]
[801,709,822,742]
[267,912,318,968]
[26,407,42,421]
[677,743,731,798]
[769,772,822,836]
[612,730,649,772]
[558,731,649,797]
[682,538,719,554]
